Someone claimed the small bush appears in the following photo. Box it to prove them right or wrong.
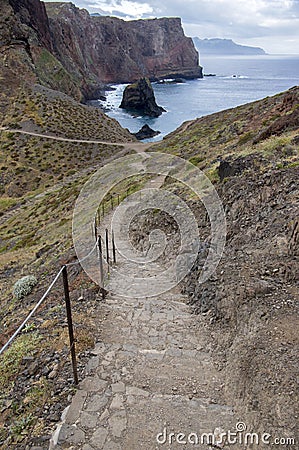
[189,155,204,166]
[238,131,255,145]
[13,275,38,300]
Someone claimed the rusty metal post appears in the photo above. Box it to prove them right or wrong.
[62,266,78,385]
[94,217,97,241]
[98,237,104,288]
[97,237,107,299]
[105,228,109,266]
[112,230,116,264]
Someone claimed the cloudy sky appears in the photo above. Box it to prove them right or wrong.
[46,0,299,53]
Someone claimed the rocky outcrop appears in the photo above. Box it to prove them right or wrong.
[8,0,53,52]
[253,88,299,144]
[133,124,161,140]
[120,78,165,117]
[217,154,267,181]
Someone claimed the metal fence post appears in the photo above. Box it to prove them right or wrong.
[62,266,78,385]
[112,230,116,264]
[94,217,98,241]
[98,237,104,286]
[105,228,110,266]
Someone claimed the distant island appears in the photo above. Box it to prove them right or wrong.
[193,37,266,55]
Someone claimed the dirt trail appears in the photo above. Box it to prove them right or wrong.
[2,127,237,449]
[0,128,153,225]
[0,127,156,152]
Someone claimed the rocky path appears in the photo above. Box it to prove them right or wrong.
[49,179,236,450]
[49,291,236,450]
[1,127,237,449]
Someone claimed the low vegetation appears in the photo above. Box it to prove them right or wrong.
[153,87,299,176]
[13,275,38,300]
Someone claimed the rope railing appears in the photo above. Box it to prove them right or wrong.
[0,228,117,382]
[95,186,136,230]
[0,196,119,447]
[0,265,80,385]
[0,268,64,357]
[0,195,118,450]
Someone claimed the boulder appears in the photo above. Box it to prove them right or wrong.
[120,78,165,117]
[133,124,161,140]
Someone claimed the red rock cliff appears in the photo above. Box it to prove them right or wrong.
[1,0,202,101]
[46,3,202,89]
[1,0,82,102]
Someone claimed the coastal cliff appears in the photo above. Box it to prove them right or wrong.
[46,3,202,93]
[1,0,82,105]
[8,0,53,52]
[1,0,202,102]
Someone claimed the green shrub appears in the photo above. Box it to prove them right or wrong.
[13,275,38,300]
[238,131,255,145]
[189,155,204,166]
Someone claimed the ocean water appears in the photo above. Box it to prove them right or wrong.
[97,55,299,141]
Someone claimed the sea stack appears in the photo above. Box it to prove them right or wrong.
[120,78,166,117]
[133,124,161,140]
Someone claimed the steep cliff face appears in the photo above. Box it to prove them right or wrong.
[46,2,202,90]
[1,0,202,103]
[0,0,36,113]
[0,0,82,108]
[8,0,53,52]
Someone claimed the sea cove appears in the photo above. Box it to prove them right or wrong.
[99,54,299,140]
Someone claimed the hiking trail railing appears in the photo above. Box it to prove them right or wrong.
[0,172,136,447]
[0,190,122,378]
[0,231,116,381]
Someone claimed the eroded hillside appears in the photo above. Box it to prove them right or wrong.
[148,86,299,445]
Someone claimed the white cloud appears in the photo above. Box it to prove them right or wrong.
[45,0,299,53]
[86,0,153,17]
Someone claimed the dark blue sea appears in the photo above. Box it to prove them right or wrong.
[98,55,299,141]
